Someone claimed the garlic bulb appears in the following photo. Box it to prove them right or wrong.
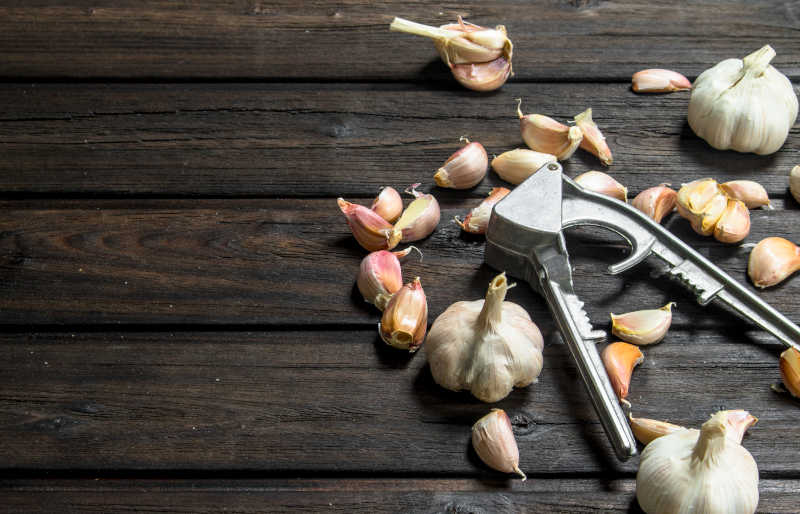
[426,273,544,403]
[636,410,759,514]
[471,409,526,479]
[455,187,510,234]
[434,139,488,189]
[688,44,798,155]
[747,237,800,288]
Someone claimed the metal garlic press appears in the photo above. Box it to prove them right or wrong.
[485,162,800,461]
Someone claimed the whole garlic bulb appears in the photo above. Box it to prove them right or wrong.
[636,410,759,514]
[688,45,798,155]
[425,273,544,403]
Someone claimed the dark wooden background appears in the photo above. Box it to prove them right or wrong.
[1,1,799,512]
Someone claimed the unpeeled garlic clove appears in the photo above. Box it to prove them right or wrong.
[338,198,402,252]
[779,347,800,398]
[451,57,513,92]
[676,179,728,237]
[790,165,800,204]
[491,148,557,185]
[574,170,628,202]
[713,198,751,243]
[611,302,674,345]
[517,100,583,160]
[394,184,441,242]
[371,186,403,223]
[721,409,758,443]
[747,237,800,288]
[632,185,677,223]
[471,409,526,480]
[455,187,511,234]
[379,276,427,352]
[573,108,613,166]
[719,180,770,209]
[434,139,488,189]
[629,414,686,445]
[357,247,416,311]
[631,69,692,93]
[601,342,644,404]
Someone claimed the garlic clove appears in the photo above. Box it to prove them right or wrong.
[394,184,441,242]
[357,248,415,311]
[632,185,677,223]
[390,17,505,66]
[379,276,428,352]
[573,108,613,166]
[719,180,770,209]
[517,100,583,160]
[610,302,674,346]
[790,165,800,205]
[472,409,526,480]
[779,347,800,398]
[451,56,513,92]
[747,237,800,288]
[455,187,511,234]
[338,198,402,252]
[713,198,751,243]
[676,178,718,216]
[721,409,758,444]
[434,139,488,189]
[628,414,686,445]
[631,69,692,93]
[601,342,644,404]
[574,170,628,202]
[371,186,403,223]
[491,148,557,185]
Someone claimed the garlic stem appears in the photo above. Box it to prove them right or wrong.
[477,273,510,331]
[741,44,776,79]
[389,17,458,41]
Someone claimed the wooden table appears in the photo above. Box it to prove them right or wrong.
[1,1,798,512]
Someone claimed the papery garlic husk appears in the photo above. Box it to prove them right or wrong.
[426,273,544,403]
[491,148,557,185]
[779,347,800,398]
[688,44,798,155]
[357,247,415,311]
[456,187,511,234]
[636,411,759,514]
[713,198,751,243]
[394,184,441,242]
[435,139,488,189]
[747,237,800,288]
[719,180,770,209]
[721,409,758,444]
[790,165,800,205]
[632,185,677,223]
[472,409,526,479]
[611,302,674,345]
[517,100,583,160]
[451,57,512,92]
[379,276,427,352]
[574,108,613,166]
[338,198,402,251]
[574,170,627,202]
[629,414,687,445]
[632,69,692,93]
[371,186,403,223]
[601,342,643,404]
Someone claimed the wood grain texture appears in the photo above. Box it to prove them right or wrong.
[1,1,798,80]
[1,83,798,197]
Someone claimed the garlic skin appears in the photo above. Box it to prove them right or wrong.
[451,57,512,92]
[601,342,644,404]
[688,44,798,155]
[719,180,770,209]
[426,273,544,403]
[790,165,800,205]
[574,171,627,202]
[371,186,403,223]
[379,277,428,352]
[747,237,800,288]
[629,415,687,445]
[574,108,613,166]
[471,409,526,479]
[491,148,557,185]
[517,100,583,160]
[435,140,488,189]
[632,185,677,223]
[455,187,510,234]
[721,410,758,444]
[357,248,414,311]
[338,198,402,252]
[779,348,800,398]
[636,411,759,514]
[632,69,692,93]
[394,184,441,242]
[611,302,674,345]
[713,198,751,244]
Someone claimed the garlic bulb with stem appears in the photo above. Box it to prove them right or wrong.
[491,148,557,185]
[632,69,692,93]
[780,348,800,398]
[426,273,544,403]
[455,187,510,234]
[610,302,674,345]
[394,184,441,242]
[790,165,800,205]
[573,108,613,166]
[632,185,677,223]
[688,44,798,155]
[357,247,418,311]
[371,186,403,223]
[379,276,428,352]
[747,236,800,288]
[338,198,402,252]
[434,138,488,189]
[471,409,526,480]
[636,410,759,514]
[574,170,627,202]
[517,99,583,160]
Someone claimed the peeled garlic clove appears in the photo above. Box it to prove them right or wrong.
[790,165,800,204]
[338,198,402,252]
[491,148,557,185]
[517,100,583,160]
[631,69,692,93]
[779,347,800,398]
[747,237,800,288]
[371,186,403,223]
[574,170,627,202]
[394,185,441,242]
[379,276,427,352]
[721,409,758,444]
[434,139,488,189]
[629,414,686,445]
[573,108,613,166]
[601,342,644,404]
[451,56,512,92]
[472,409,526,480]
[632,185,677,223]
[719,180,770,209]
[456,187,511,234]
[713,198,751,243]
[357,248,415,311]
[611,302,674,346]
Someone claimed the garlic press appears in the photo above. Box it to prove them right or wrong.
[484,162,800,461]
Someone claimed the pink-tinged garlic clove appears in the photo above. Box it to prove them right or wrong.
[491,148,557,185]
[721,410,758,444]
[434,139,488,189]
[472,409,526,480]
[574,108,613,166]
[719,180,770,209]
[338,198,402,252]
[632,69,692,93]
[713,198,751,243]
[517,99,583,160]
[790,165,800,204]
[748,237,800,288]
[611,302,674,345]
[676,179,727,237]
[574,170,628,202]
[371,186,403,223]
[394,184,441,242]
[451,57,513,92]
[379,276,428,352]
[780,348,800,399]
[455,187,511,234]
[632,185,677,223]
[628,414,686,445]
[357,248,415,311]
[601,342,644,405]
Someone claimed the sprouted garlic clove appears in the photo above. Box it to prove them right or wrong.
[434,138,488,189]
[574,170,627,202]
[632,184,677,223]
[747,237,800,288]
[338,198,402,252]
[790,165,800,204]
[455,187,510,234]
[371,186,403,223]
[611,302,674,345]
[517,99,583,160]
[356,247,417,311]
[719,180,770,209]
[573,108,613,166]
[713,198,751,243]
[491,148,557,185]
[472,409,526,479]
[631,69,692,93]
[601,342,644,405]
[628,414,686,445]
[379,276,428,352]
[394,184,441,242]
[779,348,800,398]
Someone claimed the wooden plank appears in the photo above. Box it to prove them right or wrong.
[0,330,795,473]
[1,478,798,513]
[0,199,799,326]
[0,1,798,80]
[1,83,798,197]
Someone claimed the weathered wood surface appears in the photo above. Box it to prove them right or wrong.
[1,1,799,80]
